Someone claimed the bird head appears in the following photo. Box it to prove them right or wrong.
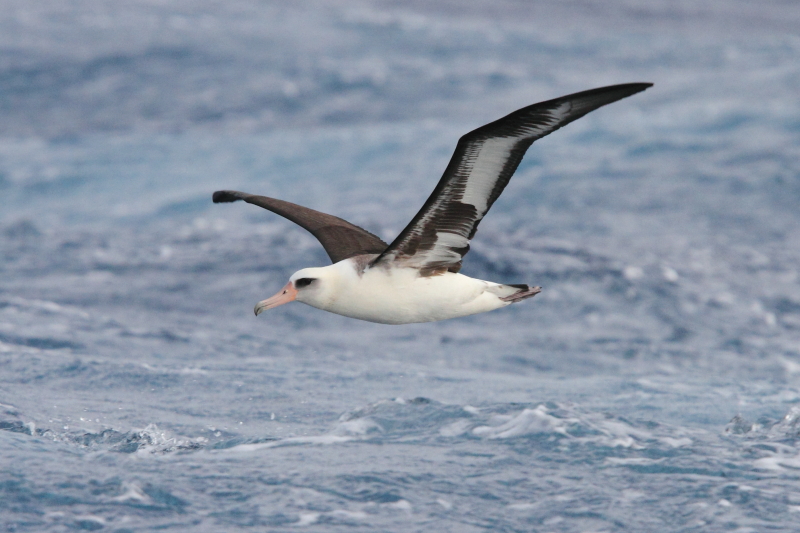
[254,266,335,315]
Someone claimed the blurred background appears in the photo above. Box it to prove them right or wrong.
[1,1,800,531]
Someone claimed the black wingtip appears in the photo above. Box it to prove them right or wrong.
[576,82,653,99]
[629,82,654,92]
[618,82,653,97]
[547,82,653,121]
[212,190,243,203]
[587,82,653,99]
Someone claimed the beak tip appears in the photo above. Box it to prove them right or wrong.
[253,282,296,317]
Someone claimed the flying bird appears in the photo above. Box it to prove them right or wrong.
[214,83,651,324]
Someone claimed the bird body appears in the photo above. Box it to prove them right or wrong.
[214,83,652,324]
[278,256,538,324]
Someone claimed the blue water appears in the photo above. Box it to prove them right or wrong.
[2,1,800,531]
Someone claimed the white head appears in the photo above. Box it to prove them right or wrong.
[254,265,341,315]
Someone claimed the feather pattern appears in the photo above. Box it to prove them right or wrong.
[212,190,388,264]
[371,83,652,275]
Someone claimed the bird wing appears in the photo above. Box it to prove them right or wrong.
[212,190,388,264]
[371,83,652,276]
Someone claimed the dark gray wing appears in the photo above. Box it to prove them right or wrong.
[371,83,652,276]
[213,190,388,264]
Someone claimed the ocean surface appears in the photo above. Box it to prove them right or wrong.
[2,1,800,531]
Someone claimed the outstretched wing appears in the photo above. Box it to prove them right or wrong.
[213,190,388,264]
[371,83,652,276]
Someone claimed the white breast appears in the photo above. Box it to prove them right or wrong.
[300,260,509,324]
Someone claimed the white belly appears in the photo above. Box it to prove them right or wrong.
[310,266,509,324]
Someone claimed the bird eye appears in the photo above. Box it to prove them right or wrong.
[294,278,316,288]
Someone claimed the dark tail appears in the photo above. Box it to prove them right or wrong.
[500,284,542,303]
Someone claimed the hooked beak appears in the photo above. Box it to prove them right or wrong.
[254,282,297,316]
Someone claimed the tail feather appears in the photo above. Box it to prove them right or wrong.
[488,283,542,303]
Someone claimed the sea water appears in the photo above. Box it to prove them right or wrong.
[2,1,800,531]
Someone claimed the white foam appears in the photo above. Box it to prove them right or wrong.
[754,453,800,471]
[605,457,664,466]
[439,419,472,437]
[111,482,151,503]
[507,502,538,511]
[660,437,692,448]
[73,515,106,527]
[332,417,383,436]
[329,509,368,520]
[385,499,412,512]
[227,435,355,453]
[472,405,573,438]
[436,498,452,510]
[623,265,644,280]
[295,512,320,526]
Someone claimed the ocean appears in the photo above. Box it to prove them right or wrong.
[2,1,800,531]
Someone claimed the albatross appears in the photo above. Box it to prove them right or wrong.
[213,82,651,324]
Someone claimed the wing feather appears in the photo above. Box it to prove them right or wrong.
[213,190,388,264]
[371,83,652,275]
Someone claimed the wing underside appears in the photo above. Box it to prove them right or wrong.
[371,82,652,275]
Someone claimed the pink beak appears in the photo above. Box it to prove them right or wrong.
[254,282,297,316]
